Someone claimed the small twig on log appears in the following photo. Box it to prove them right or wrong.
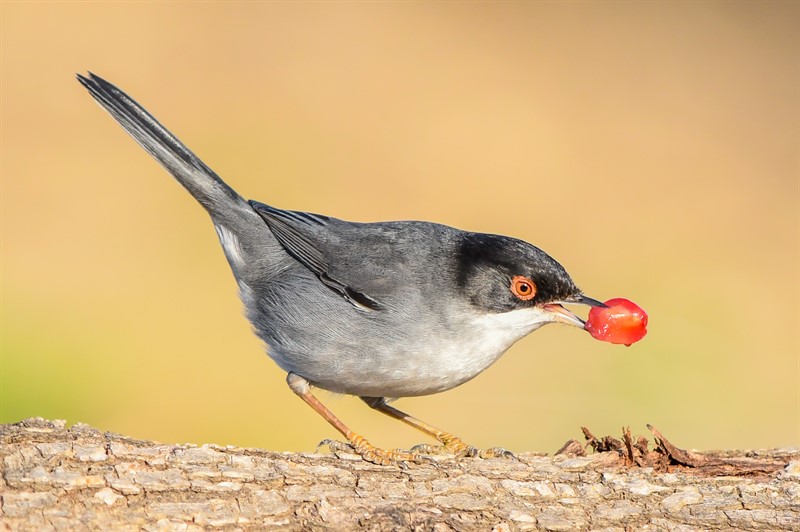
[581,426,624,454]
[648,423,709,467]
[566,424,791,478]
[554,439,585,457]
[646,424,788,477]
[622,426,636,465]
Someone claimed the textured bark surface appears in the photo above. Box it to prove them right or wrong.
[1,418,798,531]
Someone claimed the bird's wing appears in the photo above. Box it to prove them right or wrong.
[249,201,383,311]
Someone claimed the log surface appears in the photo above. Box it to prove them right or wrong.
[1,418,798,530]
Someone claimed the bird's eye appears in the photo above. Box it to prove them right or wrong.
[510,275,536,301]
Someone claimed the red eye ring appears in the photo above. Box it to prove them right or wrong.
[510,275,536,301]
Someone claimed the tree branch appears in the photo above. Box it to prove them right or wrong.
[1,418,798,530]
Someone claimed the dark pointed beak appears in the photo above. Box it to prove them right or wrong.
[571,294,607,308]
[542,294,605,328]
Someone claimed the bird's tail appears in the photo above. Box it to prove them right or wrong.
[77,73,285,283]
[77,73,254,225]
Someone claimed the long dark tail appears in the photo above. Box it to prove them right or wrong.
[78,73,283,282]
[77,73,253,221]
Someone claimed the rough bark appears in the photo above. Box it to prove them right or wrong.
[1,418,798,531]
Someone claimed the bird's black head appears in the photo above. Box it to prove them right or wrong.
[455,232,603,326]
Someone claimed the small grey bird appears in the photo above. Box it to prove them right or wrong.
[78,73,604,465]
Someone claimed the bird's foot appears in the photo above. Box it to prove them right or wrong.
[318,437,432,467]
[411,434,516,460]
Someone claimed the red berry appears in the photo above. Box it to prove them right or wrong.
[585,298,648,346]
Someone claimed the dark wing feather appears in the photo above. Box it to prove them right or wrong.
[249,201,381,311]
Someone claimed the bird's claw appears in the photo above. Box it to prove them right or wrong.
[317,437,435,467]
[317,438,355,454]
[412,437,516,460]
[479,446,518,460]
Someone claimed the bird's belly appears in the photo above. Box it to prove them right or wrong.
[354,341,509,397]
[270,342,504,397]
[266,313,548,398]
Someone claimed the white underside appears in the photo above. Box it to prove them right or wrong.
[382,306,556,396]
[267,304,559,398]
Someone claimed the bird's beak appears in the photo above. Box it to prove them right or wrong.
[543,294,606,328]
[571,294,607,308]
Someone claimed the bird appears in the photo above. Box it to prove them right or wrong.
[77,72,605,465]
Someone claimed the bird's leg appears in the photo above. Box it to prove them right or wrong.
[361,397,515,459]
[286,373,418,465]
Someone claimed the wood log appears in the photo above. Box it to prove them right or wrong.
[1,418,798,530]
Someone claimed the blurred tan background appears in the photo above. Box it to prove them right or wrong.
[2,2,798,454]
